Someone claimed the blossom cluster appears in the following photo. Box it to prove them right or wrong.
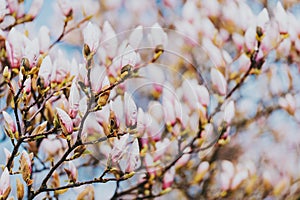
[0,0,299,199]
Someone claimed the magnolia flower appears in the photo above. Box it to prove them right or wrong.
[278,94,296,115]
[7,0,19,13]
[111,134,130,163]
[23,77,32,94]
[6,28,25,68]
[83,22,101,53]
[40,138,66,158]
[231,169,248,190]
[129,25,143,49]
[28,0,44,18]
[20,150,33,185]
[57,0,72,16]
[90,65,107,94]
[274,2,288,34]
[256,8,269,30]
[38,26,50,53]
[194,161,210,182]
[224,100,235,124]
[38,55,52,87]
[121,45,138,68]
[124,138,140,172]
[2,111,16,133]
[4,148,11,166]
[56,108,73,135]
[148,23,168,48]
[0,168,11,199]
[65,161,78,182]
[124,92,137,127]
[162,166,175,190]
[68,80,80,118]
[220,160,235,191]
[244,26,257,51]
[0,0,8,22]
[101,21,118,58]
[202,38,225,68]
[144,153,156,176]
[211,68,227,96]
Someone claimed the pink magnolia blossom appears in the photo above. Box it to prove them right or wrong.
[231,169,248,190]
[28,0,44,18]
[56,108,73,135]
[182,0,198,23]
[129,25,143,49]
[162,166,175,190]
[111,134,130,163]
[124,138,140,172]
[7,0,18,13]
[0,0,8,22]
[0,168,10,199]
[195,161,210,182]
[57,0,72,16]
[256,8,269,30]
[211,68,227,96]
[202,38,225,68]
[175,148,191,169]
[6,28,26,68]
[90,65,107,94]
[224,100,235,124]
[68,80,80,118]
[38,55,52,87]
[23,77,32,94]
[38,26,50,53]
[4,148,11,165]
[124,92,137,127]
[21,150,32,172]
[232,33,244,51]
[101,21,118,58]
[220,160,235,191]
[66,161,78,182]
[148,23,168,47]
[83,22,101,53]
[244,26,257,51]
[274,2,288,34]
[40,138,66,158]
[144,153,156,176]
[278,94,296,115]
[121,45,138,68]
[2,111,16,133]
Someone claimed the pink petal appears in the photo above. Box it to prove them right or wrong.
[163,166,175,189]
[83,22,101,53]
[102,21,118,58]
[68,80,80,118]
[0,168,10,195]
[211,68,227,96]
[274,2,288,34]
[28,0,44,18]
[90,65,106,94]
[149,23,168,47]
[2,111,16,133]
[38,55,52,87]
[121,45,137,68]
[125,139,140,172]
[124,92,137,127]
[129,25,143,49]
[56,108,73,134]
[224,100,235,124]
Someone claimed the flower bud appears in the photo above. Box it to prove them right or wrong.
[3,66,11,82]
[16,178,24,200]
[0,168,11,200]
[20,151,33,186]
